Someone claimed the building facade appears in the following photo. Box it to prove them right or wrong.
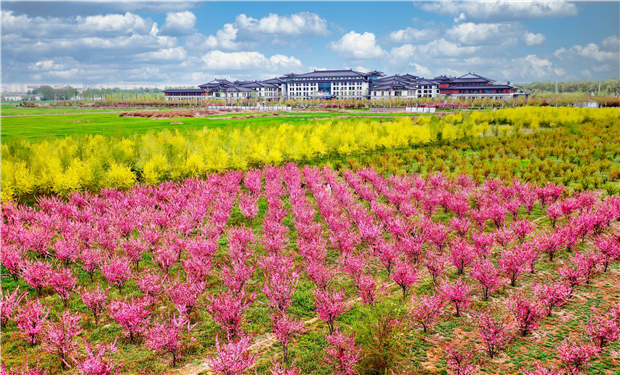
[283,69,384,100]
[369,74,441,100]
[164,70,523,101]
[436,73,522,100]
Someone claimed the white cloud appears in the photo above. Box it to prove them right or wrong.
[523,32,546,46]
[410,39,481,59]
[454,13,467,23]
[185,24,243,51]
[385,27,441,44]
[502,54,565,80]
[418,0,578,22]
[29,59,66,71]
[184,12,329,52]
[235,12,330,38]
[201,50,303,72]
[43,68,81,80]
[554,43,618,63]
[447,22,524,45]
[388,44,416,62]
[181,71,214,84]
[601,35,619,52]
[593,64,615,73]
[2,10,155,38]
[137,47,187,61]
[160,11,196,36]
[77,12,153,34]
[126,67,166,81]
[446,22,545,47]
[327,31,385,59]
[20,59,124,83]
[436,68,462,77]
[408,63,432,77]
[581,69,593,79]
[387,39,483,69]
[2,10,31,31]
[424,38,482,57]
[330,22,346,34]
[550,37,619,77]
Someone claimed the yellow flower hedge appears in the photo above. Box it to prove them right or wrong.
[1,107,618,201]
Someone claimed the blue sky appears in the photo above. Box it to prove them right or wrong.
[2,1,618,86]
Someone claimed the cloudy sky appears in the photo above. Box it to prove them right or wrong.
[2,1,619,86]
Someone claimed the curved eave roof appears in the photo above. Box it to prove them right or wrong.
[284,69,370,78]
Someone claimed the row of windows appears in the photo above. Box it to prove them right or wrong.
[372,91,418,96]
[289,82,364,87]
[166,92,204,96]
[290,88,361,92]
[288,80,365,85]
[290,76,363,81]
[290,92,364,96]
[458,89,508,94]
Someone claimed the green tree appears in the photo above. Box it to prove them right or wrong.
[39,85,55,100]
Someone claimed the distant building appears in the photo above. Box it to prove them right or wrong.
[163,69,524,101]
[282,69,384,100]
[370,74,440,100]
[1,95,24,101]
[436,73,522,100]
[162,88,207,101]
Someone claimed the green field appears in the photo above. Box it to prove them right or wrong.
[1,103,130,116]
[0,111,419,141]
[1,107,125,116]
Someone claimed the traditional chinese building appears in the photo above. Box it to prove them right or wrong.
[436,73,523,99]
[163,70,524,101]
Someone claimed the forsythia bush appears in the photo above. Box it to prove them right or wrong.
[1,107,618,200]
[1,117,445,200]
[476,106,618,128]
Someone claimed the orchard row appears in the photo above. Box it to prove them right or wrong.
[1,165,619,374]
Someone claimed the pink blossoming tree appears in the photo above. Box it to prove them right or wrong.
[42,310,83,367]
[209,334,257,375]
[80,284,109,325]
[325,329,361,375]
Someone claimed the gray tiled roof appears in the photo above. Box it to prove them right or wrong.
[238,81,278,89]
[371,75,418,90]
[458,72,494,81]
[283,69,381,78]
[262,78,287,84]
[452,73,495,83]
[198,79,233,88]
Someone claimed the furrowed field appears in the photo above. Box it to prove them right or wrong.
[1,106,620,375]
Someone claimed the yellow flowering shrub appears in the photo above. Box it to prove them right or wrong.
[2,107,617,200]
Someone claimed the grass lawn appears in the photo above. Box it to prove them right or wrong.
[0,111,422,141]
[1,107,126,116]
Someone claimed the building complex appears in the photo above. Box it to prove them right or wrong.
[164,69,524,101]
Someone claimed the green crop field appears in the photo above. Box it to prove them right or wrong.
[1,106,126,117]
[0,112,419,141]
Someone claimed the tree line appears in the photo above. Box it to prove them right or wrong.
[28,86,78,100]
[518,78,620,95]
